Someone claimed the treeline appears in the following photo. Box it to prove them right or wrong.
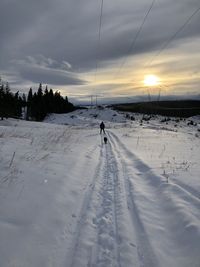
[26,83,74,121]
[0,82,25,120]
[112,100,200,117]
[0,82,74,121]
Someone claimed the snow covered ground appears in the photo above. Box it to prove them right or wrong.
[0,107,199,267]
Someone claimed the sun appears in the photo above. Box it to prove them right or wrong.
[143,75,160,86]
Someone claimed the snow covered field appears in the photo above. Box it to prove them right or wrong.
[0,107,199,267]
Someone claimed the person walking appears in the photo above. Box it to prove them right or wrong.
[100,121,105,134]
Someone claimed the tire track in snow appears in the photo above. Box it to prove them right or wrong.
[107,131,159,267]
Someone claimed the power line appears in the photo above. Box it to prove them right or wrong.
[145,5,200,67]
[94,0,104,83]
[98,0,104,45]
[114,0,156,78]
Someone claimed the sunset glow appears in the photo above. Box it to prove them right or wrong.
[143,75,160,87]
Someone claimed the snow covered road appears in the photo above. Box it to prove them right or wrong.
[0,108,199,267]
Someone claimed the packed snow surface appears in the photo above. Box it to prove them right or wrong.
[0,107,199,267]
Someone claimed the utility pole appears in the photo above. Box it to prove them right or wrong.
[91,95,93,107]
[147,89,151,102]
[157,87,161,101]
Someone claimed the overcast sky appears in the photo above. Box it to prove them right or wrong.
[0,0,200,103]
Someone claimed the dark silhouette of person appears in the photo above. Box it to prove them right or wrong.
[100,121,105,134]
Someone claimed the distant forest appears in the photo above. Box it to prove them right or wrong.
[0,82,74,121]
[112,100,200,117]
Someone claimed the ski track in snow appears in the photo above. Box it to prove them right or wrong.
[68,136,123,267]
[68,143,104,267]
[95,137,122,267]
[107,130,200,267]
[67,130,162,267]
[107,131,159,267]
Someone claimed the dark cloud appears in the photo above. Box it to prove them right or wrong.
[11,56,85,85]
[19,66,84,86]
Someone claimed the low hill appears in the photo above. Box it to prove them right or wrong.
[112,100,200,117]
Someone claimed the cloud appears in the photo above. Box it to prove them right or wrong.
[0,0,199,98]
[12,55,72,71]
[19,66,84,86]
[10,55,85,86]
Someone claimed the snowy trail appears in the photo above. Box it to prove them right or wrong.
[67,138,123,267]
[108,131,159,267]
[68,130,164,267]
[94,141,122,267]
[68,133,148,267]
[107,130,200,267]
[0,111,199,267]
[68,143,104,267]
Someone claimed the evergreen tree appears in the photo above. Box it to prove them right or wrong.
[0,84,5,120]
[0,82,74,121]
[27,88,33,102]
[27,88,33,120]
[22,93,26,106]
[0,82,23,119]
